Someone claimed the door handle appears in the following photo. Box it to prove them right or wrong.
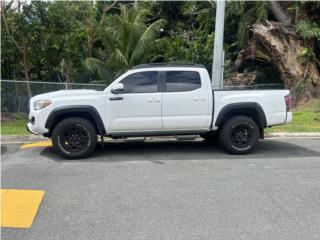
[193,97,206,101]
[109,97,123,101]
[148,97,160,102]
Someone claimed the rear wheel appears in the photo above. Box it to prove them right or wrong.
[52,117,97,159]
[219,116,259,154]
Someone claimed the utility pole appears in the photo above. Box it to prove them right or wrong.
[212,0,226,90]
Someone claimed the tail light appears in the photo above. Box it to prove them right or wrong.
[284,94,293,111]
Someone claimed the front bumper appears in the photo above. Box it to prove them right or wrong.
[26,123,39,135]
[26,121,49,135]
[27,97,51,135]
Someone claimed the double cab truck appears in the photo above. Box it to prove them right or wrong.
[27,64,292,159]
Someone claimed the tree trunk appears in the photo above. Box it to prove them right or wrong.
[87,30,94,58]
[1,3,32,98]
[269,1,292,24]
[13,70,22,112]
[22,43,32,98]
[234,21,320,103]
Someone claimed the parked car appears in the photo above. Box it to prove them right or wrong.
[27,64,292,158]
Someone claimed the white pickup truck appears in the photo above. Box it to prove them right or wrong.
[27,64,292,158]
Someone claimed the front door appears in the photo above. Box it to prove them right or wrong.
[107,71,162,133]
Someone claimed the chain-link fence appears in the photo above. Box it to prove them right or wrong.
[1,80,107,113]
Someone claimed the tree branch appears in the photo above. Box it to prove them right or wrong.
[100,0,117,26]
[1,3,24,53]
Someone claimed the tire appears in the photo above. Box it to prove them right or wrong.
[219,116,259,154]
[200,132,219,143]
[52,117,97,159]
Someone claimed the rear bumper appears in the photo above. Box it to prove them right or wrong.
[285,112,292,124]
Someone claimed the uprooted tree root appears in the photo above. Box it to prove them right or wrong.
[233,21,320,103]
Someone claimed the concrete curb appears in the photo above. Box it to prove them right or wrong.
[265,132,320,138]
[1,132,320,144]
[1,135,47,144]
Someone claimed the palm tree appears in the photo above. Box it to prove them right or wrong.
[84,3,166,83]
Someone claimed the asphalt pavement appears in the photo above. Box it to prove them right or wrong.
[1,138,320,240]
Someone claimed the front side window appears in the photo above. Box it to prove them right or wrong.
[120,71,158,93]
[165,71,201,92]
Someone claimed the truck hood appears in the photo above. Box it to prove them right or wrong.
[32,89,104,100]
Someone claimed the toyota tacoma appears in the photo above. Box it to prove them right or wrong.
[27,64,292,158]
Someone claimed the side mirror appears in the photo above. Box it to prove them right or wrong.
[111,83,124,94]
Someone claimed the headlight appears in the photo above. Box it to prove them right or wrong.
[34,100,52,110]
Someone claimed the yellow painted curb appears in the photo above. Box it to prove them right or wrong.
[20,141,52,149]
[1,189,45,228]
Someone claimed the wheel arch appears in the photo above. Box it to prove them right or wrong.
[215,102,267,130]
[45,105,106,137]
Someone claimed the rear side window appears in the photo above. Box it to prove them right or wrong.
[165,71,201,92]
[120,71,158,93]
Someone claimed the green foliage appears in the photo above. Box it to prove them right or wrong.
[84,58,114,84]
[226,1,268,46]
[1,1,94,82]
[296,20,320,40]
[84,3,166,81]
[298,47,313,64]
[162,1,215,64]
[1,0,319,88]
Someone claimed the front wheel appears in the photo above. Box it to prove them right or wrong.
[52,117,97,159]
[219,116,259,154]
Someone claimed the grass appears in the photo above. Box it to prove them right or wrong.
[1,113,28,135]
[1,100,319,135]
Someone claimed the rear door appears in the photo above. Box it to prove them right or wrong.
[161,70,210,130]
[107,71,162,132]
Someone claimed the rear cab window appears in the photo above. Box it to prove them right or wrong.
[165,71,201,92]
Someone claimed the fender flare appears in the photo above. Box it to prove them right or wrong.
[45,105,106,136]
[215,102,267,128]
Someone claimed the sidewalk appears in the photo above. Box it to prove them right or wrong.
[1,132,320,144]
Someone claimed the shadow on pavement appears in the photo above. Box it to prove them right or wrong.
[1,146,8,155]
[40,139,320,163]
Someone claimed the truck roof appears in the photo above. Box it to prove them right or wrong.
[132,63,206,70]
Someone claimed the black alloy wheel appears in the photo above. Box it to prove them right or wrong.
[219,116,259,154]
[60,125,90,152]
[52,117,97,159]
[230,123,254,150]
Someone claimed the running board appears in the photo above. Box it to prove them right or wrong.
[175,135,197,141]
[124,137,146,142]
